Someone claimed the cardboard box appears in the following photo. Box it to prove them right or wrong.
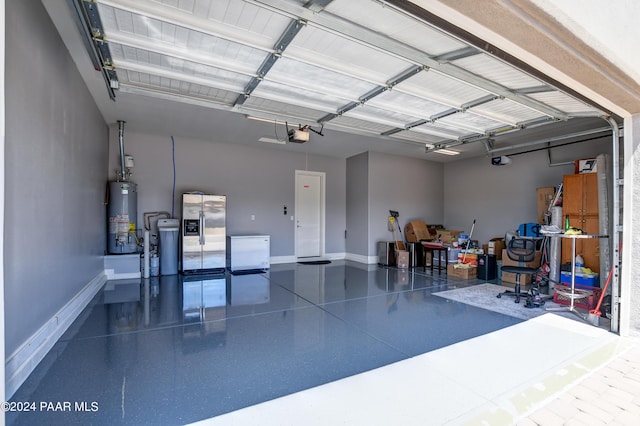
[537,187,556,224]
[500,249,541,285]
[501,271,534,285]
[501,249,541,267]
[427,225,443,241]
[447,264,477,279]
[488,239,506,259]
[482,239,506,259]
[396,250,409,269]
[436,229,461,244]
[404,221,433,243]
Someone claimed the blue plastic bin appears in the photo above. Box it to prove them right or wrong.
[560,271,599,288]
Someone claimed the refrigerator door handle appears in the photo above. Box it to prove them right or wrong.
[199,210,205,245]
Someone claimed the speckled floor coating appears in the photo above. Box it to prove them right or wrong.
[7,260,621,425]
[190,313,625,426]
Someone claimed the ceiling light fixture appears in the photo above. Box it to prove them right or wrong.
[433,148,460,156]
[425,143,461,155]
[246,115,288,126]
[258,137,287,145]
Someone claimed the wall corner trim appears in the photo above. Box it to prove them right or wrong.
[345,253,378,264]
[5,272,107,399]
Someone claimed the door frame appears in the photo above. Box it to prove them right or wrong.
[295,170,326,259]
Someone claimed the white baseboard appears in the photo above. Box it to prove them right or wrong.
[271,253,352,265]
[270,255,298,265]
[271,253,378,265]
[345,253,378,264]
[104,254,141,280]
[324,252,346,261]
[5,272,107,399]
[104,269,141,280]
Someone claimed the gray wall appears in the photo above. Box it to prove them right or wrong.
[4,1,108,355]
[346,153,369,257]
[112,130,445,261]
[366,151,444,256]
[108,128,346,257]
[443,136,613,244]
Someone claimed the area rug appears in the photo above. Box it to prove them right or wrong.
[434,283,564,321]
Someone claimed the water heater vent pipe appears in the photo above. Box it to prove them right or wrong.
[118,120,127,181]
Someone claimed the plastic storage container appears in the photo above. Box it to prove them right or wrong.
[553,284,602,310]
[158,219,179,275]
[447,248,461,263]
[560,271,599,287]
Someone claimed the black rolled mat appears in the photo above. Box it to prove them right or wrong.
[297,260,332,265]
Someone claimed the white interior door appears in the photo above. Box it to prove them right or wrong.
[295,171,325,258]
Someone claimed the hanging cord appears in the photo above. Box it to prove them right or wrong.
[171,135,176,218]
[274,119,284,142]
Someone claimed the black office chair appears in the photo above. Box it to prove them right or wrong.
[497,238,540,304]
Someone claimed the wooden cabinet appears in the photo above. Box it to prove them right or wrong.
[563,174,599,216]
[562,173,600,272]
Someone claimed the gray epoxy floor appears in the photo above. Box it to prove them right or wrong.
[7,260,523,425]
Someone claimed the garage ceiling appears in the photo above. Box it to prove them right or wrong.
[49,0,613,161]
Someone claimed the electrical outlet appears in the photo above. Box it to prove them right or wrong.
[290,216,294,221]
[251,215,255,221]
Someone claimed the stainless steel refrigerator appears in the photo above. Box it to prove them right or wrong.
[181,193,226,274]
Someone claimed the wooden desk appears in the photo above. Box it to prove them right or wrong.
[422,243,448,275]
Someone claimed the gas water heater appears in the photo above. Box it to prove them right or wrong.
[107,121,138,254]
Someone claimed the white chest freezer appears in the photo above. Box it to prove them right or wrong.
[226,235,270,272]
